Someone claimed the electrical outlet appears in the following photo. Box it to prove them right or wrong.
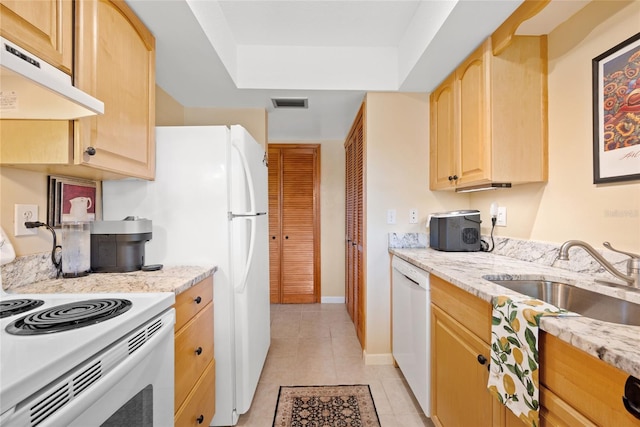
[387,209,396,224]
[496,207,507,227]
[409,208,418,224]
[15,204,38,236]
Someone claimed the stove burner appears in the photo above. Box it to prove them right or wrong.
[0,299,45,318]
[5,298,132,335]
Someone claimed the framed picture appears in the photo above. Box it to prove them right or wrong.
[47,176,97,227]
[592,32,640,184]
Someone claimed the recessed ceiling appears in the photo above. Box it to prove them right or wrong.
[125,0,587,141]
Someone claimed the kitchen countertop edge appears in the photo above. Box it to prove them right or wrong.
[390,247,640,379]
[5,265,217,296]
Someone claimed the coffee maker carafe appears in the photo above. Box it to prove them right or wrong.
[62,197,92,278]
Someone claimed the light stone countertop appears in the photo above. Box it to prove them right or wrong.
[390,247,640,379]
[6,265,216,296]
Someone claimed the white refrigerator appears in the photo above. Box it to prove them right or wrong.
[102,125,270,426]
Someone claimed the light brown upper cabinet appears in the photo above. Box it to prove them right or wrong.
[0,0,156,181]
[0,0,73,74]
[268,144,321,304]
[429,36,548,191]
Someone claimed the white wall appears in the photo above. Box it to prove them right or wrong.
[364,92,463,360]
[470,1,640,253]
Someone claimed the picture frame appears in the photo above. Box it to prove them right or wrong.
[47,175,97,227]
[592,32,640,184]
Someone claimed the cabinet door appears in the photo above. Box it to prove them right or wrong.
[429,73,457,190]
[456,40,491,187]
[431,304,494,427]
[75,0,156,180]
[0,0,72,73]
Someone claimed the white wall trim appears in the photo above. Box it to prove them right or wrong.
[363,351,394,366]
[321,296,345,304]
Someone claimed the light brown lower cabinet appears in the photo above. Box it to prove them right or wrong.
[174,276,215,427]
[430,274,640,427]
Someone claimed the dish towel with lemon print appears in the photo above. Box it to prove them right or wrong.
[488,295,577,427]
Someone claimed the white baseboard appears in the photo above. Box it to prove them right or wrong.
[321,296,345,304]
[363,351,394,365]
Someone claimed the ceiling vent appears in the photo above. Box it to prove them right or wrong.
[271,97,308,109]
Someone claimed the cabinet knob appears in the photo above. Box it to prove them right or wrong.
[194,296,202,304]
[195,346,203,355]
[285,235,289,239]
[85,146,97,156]
[272,236,276,239]
[452,174,458,181]
[477,354,487,365]
[196,414,204,424]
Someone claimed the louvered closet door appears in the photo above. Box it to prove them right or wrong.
[268,147,281,303]
[268,145,320,304]
[344,103,365,347]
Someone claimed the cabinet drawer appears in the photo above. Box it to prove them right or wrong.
[175,359,216,427]
[175,276,213,331]
[175,302,214,410]
[430,274,491,344]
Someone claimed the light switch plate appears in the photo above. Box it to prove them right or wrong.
[15,204,38,236]
[496,207,507,227]
[387,209,396,224]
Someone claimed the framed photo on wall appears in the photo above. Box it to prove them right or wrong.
[592,31,640,184]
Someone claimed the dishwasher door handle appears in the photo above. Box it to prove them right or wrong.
[402,274,420,286]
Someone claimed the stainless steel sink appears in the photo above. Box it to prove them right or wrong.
[486,279,640,326]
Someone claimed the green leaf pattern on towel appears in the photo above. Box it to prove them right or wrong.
[488,295,570,427]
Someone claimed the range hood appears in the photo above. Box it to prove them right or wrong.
[0,36,104,120]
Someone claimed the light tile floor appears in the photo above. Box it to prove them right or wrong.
[236,303,435,427]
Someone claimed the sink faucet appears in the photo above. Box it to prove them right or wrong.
[557,240,640,288]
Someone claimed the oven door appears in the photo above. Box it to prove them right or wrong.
[2,310,175,427]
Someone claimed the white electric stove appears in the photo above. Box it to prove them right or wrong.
[0,291,176,427]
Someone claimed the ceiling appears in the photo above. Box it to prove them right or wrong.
[125,0,588,141]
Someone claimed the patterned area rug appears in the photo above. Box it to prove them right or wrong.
[272,385,381,427]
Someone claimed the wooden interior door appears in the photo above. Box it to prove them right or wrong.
[344,104,365,347]
[268,144,320,303]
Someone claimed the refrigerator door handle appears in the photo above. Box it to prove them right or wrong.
[235,217,256,294]
[231,141,257,213]
[228,212,267,220]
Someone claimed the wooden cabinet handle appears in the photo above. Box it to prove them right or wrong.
[194,296,202,304]
[195,346,203,355]
[196,414,204,424]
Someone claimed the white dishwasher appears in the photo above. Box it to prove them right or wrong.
[392,255,430,416]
